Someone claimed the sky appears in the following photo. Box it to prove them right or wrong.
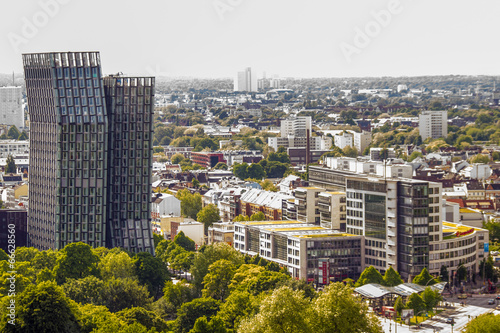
[1,0,500,78]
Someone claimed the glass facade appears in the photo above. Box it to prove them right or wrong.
[364,194,386,239]
[23,52,154,253]
[397,182,430,278]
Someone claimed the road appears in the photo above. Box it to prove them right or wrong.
[379,297,499,333]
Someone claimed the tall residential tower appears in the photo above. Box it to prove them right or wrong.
[23,51,154,253]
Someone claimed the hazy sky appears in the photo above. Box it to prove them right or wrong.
[1,0,499,78]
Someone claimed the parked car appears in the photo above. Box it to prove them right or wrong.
[458,294,468,299]
[496,295,500,300]
[446,318,453,324]
[488,299,495,305]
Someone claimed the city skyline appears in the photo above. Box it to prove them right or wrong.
[1,1,500,78]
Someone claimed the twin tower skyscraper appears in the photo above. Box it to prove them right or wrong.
[23,52,155,254]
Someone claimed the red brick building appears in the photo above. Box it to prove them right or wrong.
[191,152,226,169]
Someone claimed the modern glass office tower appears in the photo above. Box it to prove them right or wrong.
[23,51,154,254]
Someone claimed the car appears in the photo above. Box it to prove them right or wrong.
[496,305,500,311]
[458,294,468,299]
[446,318,454,324]
[496,295,500,300]
[488,299,495,305]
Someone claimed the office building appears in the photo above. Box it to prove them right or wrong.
[0,86,25,129]
[23,51,154,253]
[268,136,331,151]
[318,191,346,231]
[419,110,448,140]
[0,140,29,158]
[295,187,323,224]
[191,152,226,169]
[234,67,258,92]
[233,220,363,283]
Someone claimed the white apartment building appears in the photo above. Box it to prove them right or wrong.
[268,136,331,151]
[353,131,371,154]
[0,87,24,130]
[419,110,448,140]
[334,132,353,149]
[151,193,181,219]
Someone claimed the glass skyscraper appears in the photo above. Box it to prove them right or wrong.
[23,51,154,253]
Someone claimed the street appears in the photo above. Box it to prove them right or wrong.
[379,296,500,333]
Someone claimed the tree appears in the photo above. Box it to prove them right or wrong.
[259,179,277,192]
[101,277,152,312]
[98,251,137,281]
[249,211,266,221]
[421,286,442,312]
[176,189,202,219]
[153,146,165,154]
[171,153,185,164]
[54,242,100,284]
[63,275,106,305]
[5,155,16,174]
[406,293,426,316]
[216,290,259,330]
[457,262,468,282]
[246,163,266,179]
[464,313,500,333]
[355,266,384,287]
[7,125,20,140]
[412,267,437,286]
[470,154,490,164]
[479,257,496,281]
[238,286,311,333]
[440,265,449,283]
[192,178,200,188]
[383,266,403,287]
[5,281,80,332]
[197,204,220,234]
[202,259,236,301]
[191,242,244,292]
[214,162,228,170]
[116,307,169,332]
[342,145,358,158]
[310,283,382,333]
[133,252,169,299]
[175,297,221,333]
[393,297,404,316]
[408,151,423,162]
[233,162,249,180]
[163,280,197,309]
[18,131,28,140]
[190,316,227,333]
[484,220,500,243]
[174,231,196,252]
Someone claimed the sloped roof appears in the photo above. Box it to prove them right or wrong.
[354,282,447,299]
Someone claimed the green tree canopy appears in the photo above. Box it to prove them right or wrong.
[18,131,28,140]
[174,231,196,252]
[464,313,500,333]
[54,242,100,284]
[214,162,228,170]
[440,265,449,282]
[393,297,404,316]
[7,126,20,140]
[249,211,265,221]
[98,251,137,281]
[176,189,202,219]
[133,252,169,299]
[163,280,197,309]
[383,266,404,287]
[202,259,236,301]
[421,286,442,312]
[355,266,384,287]
[5,155,16,174]
[171,153,185,164]
[470,154,490,164]
[63,275,106,305]
[175,297,221,333]
[406,293,426,316]
[116,307,169,332]
[101,277,152,312]
[310,283,382,333]
[197,204,220,233]
[412,267,437,286]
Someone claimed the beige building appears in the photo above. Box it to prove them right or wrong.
[295,187,324,224]
[318,191,346,231]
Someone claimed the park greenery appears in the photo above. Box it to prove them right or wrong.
[0,239,385,333]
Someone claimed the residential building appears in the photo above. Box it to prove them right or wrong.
[268,136,331,151]
[234,67,257,92]
[207,222,235,245]
[172,220,204,246]
[419,110,448,140]
[151,193,181,219]
[0,209,27,252]
[239,188,293,220]
[230,109,262,118]
[318,191,346,231]
[334,132,353,149]
[162,146,193,159]
[23,51,154,253]
[287,147,330,166]
[353,131,372,154]
[221,150,262,166]
[191,152,226,169]
[370,147,396,161]
[460,164,492,180]
[233,220,364,284]
[280,116,312,138]
[0,140,29,158]
[295,187,324,224]
[0,86,25,129]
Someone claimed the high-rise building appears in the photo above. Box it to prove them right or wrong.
[419,110,447,140]
[280,116,311,138]
[234,67,258,92]
[23,51,154,253]
[0,86,25,129]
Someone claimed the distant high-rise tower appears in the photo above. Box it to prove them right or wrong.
[23,51,154,253]
[234,67,257,92]
[0,86,24,129]
[419,110,447,140]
